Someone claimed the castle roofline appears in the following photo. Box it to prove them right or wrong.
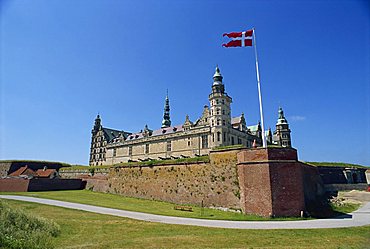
[125,124,185,141]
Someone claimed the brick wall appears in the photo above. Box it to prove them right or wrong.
[108,149,242,208]
[0,178,84,192]
[57,148,325,217]
[237,148,305,217]
[0,178,29,192]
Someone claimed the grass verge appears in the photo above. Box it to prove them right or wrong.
[2,199,370,249]
[0,200,60,249]
[1,190,308,221]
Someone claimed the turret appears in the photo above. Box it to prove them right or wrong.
[161,92,171,128]
[92,114,102,134]
[274,107,292,147]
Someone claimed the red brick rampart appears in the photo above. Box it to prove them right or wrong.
[237,147,305,217]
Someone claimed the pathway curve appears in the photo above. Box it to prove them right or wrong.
[1,195,369,230]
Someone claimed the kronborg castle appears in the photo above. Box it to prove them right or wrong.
[89,66,292,166]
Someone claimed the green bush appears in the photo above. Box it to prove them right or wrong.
[0,200,60,249]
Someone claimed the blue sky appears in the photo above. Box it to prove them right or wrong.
[1,0,369,166]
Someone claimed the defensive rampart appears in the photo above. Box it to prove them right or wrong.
[60,147,326,216]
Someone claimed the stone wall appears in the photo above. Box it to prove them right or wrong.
[108,149,242,208]
[60,169,109,193]
[0,162,12,178]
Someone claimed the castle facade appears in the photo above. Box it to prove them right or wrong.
[89,67,291,166]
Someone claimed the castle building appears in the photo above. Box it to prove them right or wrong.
[89,66,292,166]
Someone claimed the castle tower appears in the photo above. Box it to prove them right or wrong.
[161,92,171,128]
[275,107,292,147]
[208,66,232,147]
[90,114,104,165]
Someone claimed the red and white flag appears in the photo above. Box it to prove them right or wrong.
[222,29,253,47]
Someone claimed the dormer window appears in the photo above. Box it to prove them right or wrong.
[173,127,177,132]
[162,129,166,134]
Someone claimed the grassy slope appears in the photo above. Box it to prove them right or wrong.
[306,161,369,168]
[2,199,370,249]
[0,190,306,221]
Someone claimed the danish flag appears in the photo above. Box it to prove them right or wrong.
[222,29,253,47]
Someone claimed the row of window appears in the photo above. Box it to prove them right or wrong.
[92,141,106,148]
[92,148,105,154]
[91,153,105,160]
[111,136,210,158]
[214,99,225,105]
[211,119,230,126]
[211,109,230,116]
[212,132,250,146]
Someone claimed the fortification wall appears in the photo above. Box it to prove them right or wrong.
[108,149,242,208]
[0,178,84,192]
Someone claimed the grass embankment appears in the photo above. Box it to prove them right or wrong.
[0,190,305,221]
[0,159,86,168]
[306,162,369,168]
[1,199,370,249]
[0,200,60,249]
[59,156,210,171]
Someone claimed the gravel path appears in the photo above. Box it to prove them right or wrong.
[1,195,369,230]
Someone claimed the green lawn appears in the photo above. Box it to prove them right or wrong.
[2,199,370,249]
[0,190,310,221]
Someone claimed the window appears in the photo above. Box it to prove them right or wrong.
[222,110,225,115]
[113,148,116,157]
[145,144,149,154]
[167,141,172,151]
[217,119,220,126]
[129,146,132,156]
[223,120,226,126]
[216,99,219,104]
[201,135,208,149]
[212,134,215,142]
[222,99,225,104]
[188,138,191,147]
[216,109,220,115]
[238,138,242,144]
[231,136,235,145]
[217,132,221,142]
[212,120,214,126]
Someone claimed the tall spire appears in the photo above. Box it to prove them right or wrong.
[161,91,171,128]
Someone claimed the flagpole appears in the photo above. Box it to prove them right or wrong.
[252,28,267,148]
